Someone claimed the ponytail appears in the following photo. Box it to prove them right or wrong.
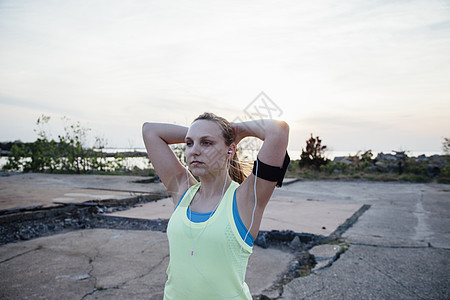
[229,153,246,184]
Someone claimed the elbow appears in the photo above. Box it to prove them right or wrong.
[142,122,151,131]
[277,120,289,133]
[275,120,290,138]
[142,122,156,135]
[142,122,148,138]
[142,122,156,141]
[142,123,161,152]
[272,120,289,147]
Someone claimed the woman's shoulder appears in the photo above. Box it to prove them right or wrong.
[176,182,201,206]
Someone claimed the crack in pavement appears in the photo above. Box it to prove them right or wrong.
[80,242,169,299]
[349,242,432,249]
[349,241,450,250]
[113,252,170,290]
[80,248,100,300]
[355,252,428,300]
[301,281,326,300]
[0,246,42,264]
[81,254,170,299]
[257,204,372,299]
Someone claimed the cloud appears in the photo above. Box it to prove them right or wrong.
[0,0,449,152]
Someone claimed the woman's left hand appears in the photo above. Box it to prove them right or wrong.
[231,122,248,144]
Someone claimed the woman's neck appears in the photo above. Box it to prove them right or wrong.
[200,173,231,197]
[191,171,232,212]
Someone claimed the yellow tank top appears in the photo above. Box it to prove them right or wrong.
[164,181,253,300]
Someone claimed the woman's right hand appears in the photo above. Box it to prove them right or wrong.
[142,122,195,206]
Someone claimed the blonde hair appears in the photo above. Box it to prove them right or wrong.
[193,112,248,184]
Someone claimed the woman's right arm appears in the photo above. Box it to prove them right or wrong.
[142,122,196,205]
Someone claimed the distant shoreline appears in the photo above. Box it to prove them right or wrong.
[0,147,443,159]
[101,148,444,160]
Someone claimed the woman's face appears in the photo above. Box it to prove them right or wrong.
[185,120,229,178]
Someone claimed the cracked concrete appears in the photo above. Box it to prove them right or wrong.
[0,229,296,299]
[279,181,450,299]
[0,229,173,299]
[1,176,449,299]
[0,173,167,210]
[281,245,449,299]
[309,243,346,272]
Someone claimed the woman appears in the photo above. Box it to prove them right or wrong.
[142,112,289,299]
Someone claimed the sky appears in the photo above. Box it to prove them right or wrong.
[1,0,449,157]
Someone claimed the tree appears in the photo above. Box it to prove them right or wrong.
[3,115,123,173]
[299,134,329,169]
[58,116,91,173]
[443,137,450,155]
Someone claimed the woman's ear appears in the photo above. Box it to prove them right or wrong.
[228,143,237,156]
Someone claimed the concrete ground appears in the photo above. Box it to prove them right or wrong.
[107,195,362,236]
[279,181,450,299]
[0,173,167,210]
[0,174,449,299]
[0,229,295,299]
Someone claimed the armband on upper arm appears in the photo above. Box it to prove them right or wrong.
[252,152,290,187]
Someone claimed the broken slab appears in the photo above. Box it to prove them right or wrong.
[309,243,345,272]
[261,196,363,236]
[108,197,174,220]
[107,196,363,236]
[0,229,294,299]
[0,173,167,210]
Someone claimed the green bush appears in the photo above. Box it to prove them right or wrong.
[3,144,26,171]
[437,156,450,183]
[399,174,430,183]
[299,134,329,170]
[290,141,450,183]
[2,115,125,174]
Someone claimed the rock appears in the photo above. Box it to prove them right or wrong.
[393,151,407,160]
[269,230,296,242]
[0,149,11,156]
[296,251,316,277]
[376,152,397,162]
[309,244,344,272]
[427,165,441,178]
[333,157,352,164]
[375,161,387,168]
[289,236,301,249]
[309,244,341,259]
[415,154,428,163]
[74,274,90,280]
[255,232,269,248]
[297,233,318,244]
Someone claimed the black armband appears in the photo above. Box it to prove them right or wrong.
[252,152,290,187]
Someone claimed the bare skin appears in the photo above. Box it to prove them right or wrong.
[142,118,289,240]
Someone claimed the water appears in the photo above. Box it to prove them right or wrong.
[0,148,442,171]
[0,149,151,171]
[0,157,10,169]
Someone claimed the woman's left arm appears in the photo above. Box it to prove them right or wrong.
[233,119,289,238]
[233,119,289,168]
